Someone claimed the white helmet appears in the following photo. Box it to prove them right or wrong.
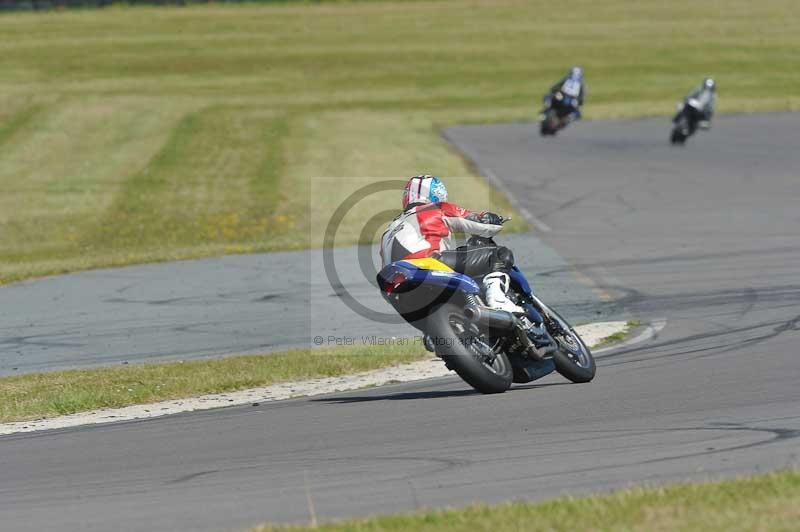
[402,175,448,210]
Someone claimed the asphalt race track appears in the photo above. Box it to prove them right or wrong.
[0,236,605,376]
[2,114,800,531]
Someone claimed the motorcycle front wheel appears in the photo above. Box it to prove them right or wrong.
[671,115,690,145]
[670,126,687,145]
[540,110,558,136]
[544,308,596,383]
[428,303,512,394]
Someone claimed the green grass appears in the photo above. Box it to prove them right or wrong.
[1,0,799,283]
[595,319,642,347]
[254,469,800,531]
[0,343,427,423]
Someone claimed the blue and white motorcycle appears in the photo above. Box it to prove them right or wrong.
[540,89,581,136]
[377,234,595,394]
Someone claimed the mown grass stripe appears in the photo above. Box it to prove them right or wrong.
[90,105,289,251]
[0,103,46,149]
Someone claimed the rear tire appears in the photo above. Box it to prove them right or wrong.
[428,303,512,394]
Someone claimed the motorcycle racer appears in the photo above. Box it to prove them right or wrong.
[543,66,585,123]
[380,175,524,314]
[678,77,716,129]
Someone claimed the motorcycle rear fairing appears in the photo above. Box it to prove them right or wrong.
[377,258,481,295]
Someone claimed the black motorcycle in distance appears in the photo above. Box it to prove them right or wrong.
[539,91,579,136]
[671,98,707,145]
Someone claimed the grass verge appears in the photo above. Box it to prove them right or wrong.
[0,321,628,425]
[594,319,642,347]
[0,344,427,423]
[1,0,799,283]
[253,469,800,532]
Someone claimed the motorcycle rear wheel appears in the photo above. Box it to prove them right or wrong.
[428,303,513,394]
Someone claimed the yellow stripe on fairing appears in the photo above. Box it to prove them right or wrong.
[403,258,454,272]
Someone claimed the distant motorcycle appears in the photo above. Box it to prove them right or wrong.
[539,91,579,136]
[671,98,707,145]
[377,231,596,394]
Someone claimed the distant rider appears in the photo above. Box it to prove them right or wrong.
[677,77,716,129]
[380,175,524,315]
[544,66,585,123]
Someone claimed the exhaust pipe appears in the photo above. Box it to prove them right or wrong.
[465,305,557,360]
[464,305,518,331]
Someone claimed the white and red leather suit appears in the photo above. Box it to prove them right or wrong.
[380,201,504,268]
